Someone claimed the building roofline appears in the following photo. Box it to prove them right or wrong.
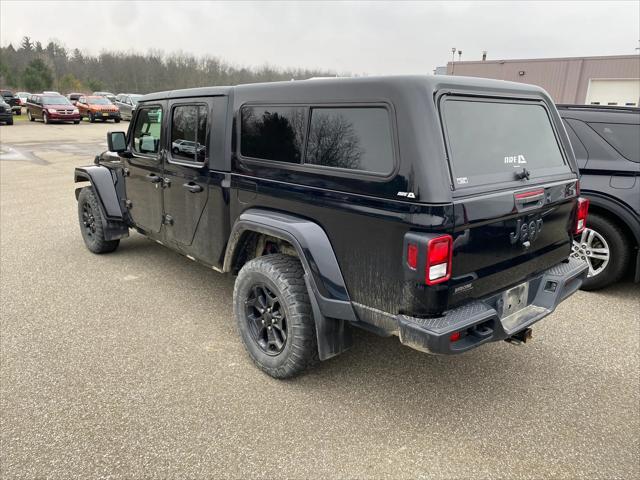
[447,54,640,66]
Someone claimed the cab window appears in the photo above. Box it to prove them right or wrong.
[132,106,163,155]
[170,104,208,164]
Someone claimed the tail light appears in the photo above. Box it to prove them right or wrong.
[574,197,589,235]
[426,235,453,285]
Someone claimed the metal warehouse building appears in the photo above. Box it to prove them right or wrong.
[445,54,640,106]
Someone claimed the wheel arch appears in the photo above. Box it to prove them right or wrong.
[224,209,356,360]
[74,166,129,241]
[583,191,640,281]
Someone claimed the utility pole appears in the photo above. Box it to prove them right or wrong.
[451,47,456,75]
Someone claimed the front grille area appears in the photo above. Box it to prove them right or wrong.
[57,109,75,114]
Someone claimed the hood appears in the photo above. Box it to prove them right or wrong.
[43,102,75,108]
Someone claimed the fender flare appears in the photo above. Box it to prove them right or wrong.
[75,165,129,241]
[224,209,356,360]
[74,165,124,220]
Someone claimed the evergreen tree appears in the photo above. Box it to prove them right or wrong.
[22,58,53,92]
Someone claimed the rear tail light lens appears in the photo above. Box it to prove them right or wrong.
[574,197,590,235]
[426,235,453,285]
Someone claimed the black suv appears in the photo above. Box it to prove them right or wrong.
[558,105,640,290]
[74,76,588,378]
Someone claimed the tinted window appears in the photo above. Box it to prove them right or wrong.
[442,99,567,188]
[588,122,640,163]
[305,107,394,174]
[171,105,208,164]
[562,120,588,161]
[132,107,162,155]
[240,106,306,163]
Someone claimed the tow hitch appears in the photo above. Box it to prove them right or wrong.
[505,328,533,345]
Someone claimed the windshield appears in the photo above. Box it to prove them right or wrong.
[43,96,71,105]
[87,97,112,105]
[441,98,569,188]
[130,95,142,105]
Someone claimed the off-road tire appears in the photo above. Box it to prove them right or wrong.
[77,187,120,254]
[234,254,319,378]
[579,212,630,290]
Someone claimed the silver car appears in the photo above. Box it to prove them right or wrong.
[114,93,143,121]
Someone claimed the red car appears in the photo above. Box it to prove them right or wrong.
[26,94,80,124]
[76,95,121,123]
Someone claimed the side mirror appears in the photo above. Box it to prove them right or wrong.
[107,131,127,153]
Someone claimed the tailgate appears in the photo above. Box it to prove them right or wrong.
[450,181,578,305]
[440,95,579,305]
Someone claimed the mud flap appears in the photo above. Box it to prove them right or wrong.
[305,275,352,361]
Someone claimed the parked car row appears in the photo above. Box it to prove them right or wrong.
[0,88,145,125]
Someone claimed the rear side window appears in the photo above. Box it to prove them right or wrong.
[305,107,394,174]
[170,105,208,164]
[562,120,588,161]
[587,122,640,163]
[132,106,162,155]
[240,106,306,163]
[442,99,568,188]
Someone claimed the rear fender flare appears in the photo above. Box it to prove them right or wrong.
[224,209,356,360]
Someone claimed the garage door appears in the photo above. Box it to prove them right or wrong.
[586,79,640,107]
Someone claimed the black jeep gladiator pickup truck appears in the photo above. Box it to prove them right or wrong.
[74,75,589,378]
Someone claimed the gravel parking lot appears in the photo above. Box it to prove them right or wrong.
[1,118,638,479]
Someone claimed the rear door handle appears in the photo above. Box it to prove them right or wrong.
[183,182,203,193]
[146,173,162,183]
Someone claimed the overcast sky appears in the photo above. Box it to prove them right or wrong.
[1,1,638,75]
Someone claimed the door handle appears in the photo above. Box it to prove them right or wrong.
[146,173,162,183]
[183,182,203,193]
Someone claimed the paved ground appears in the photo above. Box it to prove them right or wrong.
[1,118,638,479]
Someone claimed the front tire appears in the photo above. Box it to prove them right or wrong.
[234,254,319,378]
[43,112,49,124]
[77,187,120,254]
[573,212,630,290]
[27,110,34,121]
[88,112,95,123]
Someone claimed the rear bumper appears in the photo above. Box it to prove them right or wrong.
[397,257,588,354]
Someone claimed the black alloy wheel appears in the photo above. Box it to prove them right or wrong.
[244,284,288,355]
[81,201,97,239]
